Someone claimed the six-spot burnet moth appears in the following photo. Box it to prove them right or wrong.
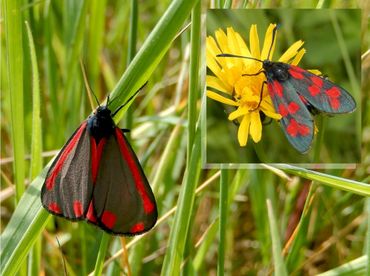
[218,26,356,153]
[41,84,157,236]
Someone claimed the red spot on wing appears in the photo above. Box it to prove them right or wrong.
[278,102,300,117]
[287,119,310,137]
[90,138,107,184]
[326,86,341,97]
[115,128,155,214]
[101,211,117,229]
[308,85,320,96]
[288,102,300,114]
[46,122,87,190]
[268,80,283,98]
[48,202,61,214]
[278,104,288,117]
[310,75,323,87]
[130,222,145,233]
[289,68,304,79]
[329,98,340,110]
[326,87,341,110]
[73,201,83,217]
[86,202,97,223]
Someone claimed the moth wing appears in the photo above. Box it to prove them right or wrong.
[288,65,356,113]
[91,128,157,235]
[267,79,314,153]
[41,121,93,220]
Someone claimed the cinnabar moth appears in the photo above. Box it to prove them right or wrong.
[218,26,356,153]
[41,85,157,236]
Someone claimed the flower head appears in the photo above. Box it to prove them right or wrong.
[206,24,306,147]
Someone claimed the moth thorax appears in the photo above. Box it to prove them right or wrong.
[265,61,290,81]
[87,106,115,141]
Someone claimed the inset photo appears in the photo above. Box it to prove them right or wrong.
[205,9,361,166]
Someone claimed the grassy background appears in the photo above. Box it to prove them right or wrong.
[1,0,370,275]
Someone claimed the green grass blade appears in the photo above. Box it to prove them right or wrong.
[193,219,219,271]
[3,0,25,202]
[93,233,110,276]
[285,184,314,271]
[108,0,199,115]
[161,127,202,275]
[267,199,288,276]
[25,20,43,276]
[123,0,138,135]
[87,0,107,91]
[25,21,43,182]
[217,169,228,275]
[317,256,367,276]
[187,0,201,164]
[276,165,370,196]
[0,170,50,275]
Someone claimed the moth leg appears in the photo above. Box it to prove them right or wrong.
[249,80,267,111]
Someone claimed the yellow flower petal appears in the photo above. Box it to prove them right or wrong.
[238,114,251,147]
[279,40,304,63]
[234,30,251,57]
[228,106,248,121]
[260,100,282,119]
[307,69,322,75]
[206,75,231,94]
[206,37,223,78]
[249,24,260,59]
[226,28,245,69]
[207,91,239,106]
[215,28,230,54]
[249,111,262,142]
[261,23,277,60]
[290,48,306,65]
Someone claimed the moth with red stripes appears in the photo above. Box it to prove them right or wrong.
[41,85,157,236]
[218,26,356,153]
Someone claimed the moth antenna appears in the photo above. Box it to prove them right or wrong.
[267,26,278,61]
[111,81,148,117]
[217,53,263,63]
[79,58,100,109]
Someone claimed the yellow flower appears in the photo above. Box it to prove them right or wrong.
[206,24,307,147]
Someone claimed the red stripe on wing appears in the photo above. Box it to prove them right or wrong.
[114,128,155,214]
[45,122,87,190]
[90,137,107,184]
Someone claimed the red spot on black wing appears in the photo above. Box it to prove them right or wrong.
[130,222,145,233]
[73,201,84,217]
[267,77,314,153]
[101,211,117,229]
[86,202,97,223]
[41,122,94,220]
[288,67,304,79]
[268,80,284,98]
[48,202,62,214]
[92,128,157,235]
[286,119,310,137]
[278,104,288,117]
[288,65,356,114]
[90,137,107,184]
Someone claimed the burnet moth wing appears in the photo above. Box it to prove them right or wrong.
[41,85,157,236]
[218,26,356,153]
